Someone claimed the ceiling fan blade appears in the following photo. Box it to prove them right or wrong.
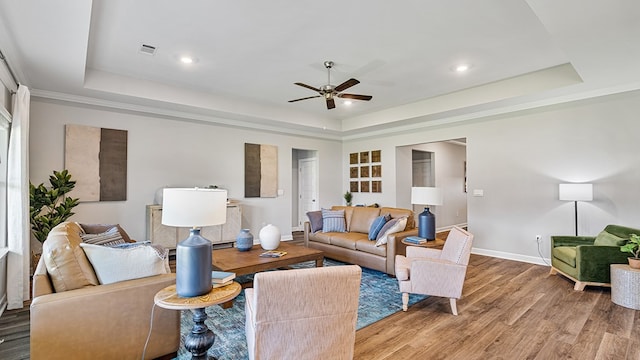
[288,95,322,103]
[326,98,336,109]
[337,93,373,101]
[294,82,321,93]
[334,78,360,92]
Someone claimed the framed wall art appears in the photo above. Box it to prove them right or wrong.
[348,150,382,193]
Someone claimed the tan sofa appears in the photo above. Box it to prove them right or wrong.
[30,222,180,360]
[304,206,416,275]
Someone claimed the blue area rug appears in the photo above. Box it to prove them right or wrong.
[176,259,426,360]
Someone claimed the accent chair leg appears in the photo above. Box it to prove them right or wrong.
[449,298,458,316]
[574,281,586,291]
[549,267,557,275]
[402,293,409,311]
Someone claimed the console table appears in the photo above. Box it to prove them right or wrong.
[155,282,241,359]
[147,204,241,251]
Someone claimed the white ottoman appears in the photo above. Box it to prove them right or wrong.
[611,264,640,310]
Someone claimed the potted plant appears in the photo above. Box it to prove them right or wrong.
[621,233,640,269]
[30,169,80,244]
[344,191,353,206]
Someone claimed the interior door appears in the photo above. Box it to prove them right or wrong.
[298,157,319,229]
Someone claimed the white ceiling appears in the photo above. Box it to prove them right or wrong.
[1,0,639,139]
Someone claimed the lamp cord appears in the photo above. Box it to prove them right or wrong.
[141,303,157,360]
[537,239,551,267]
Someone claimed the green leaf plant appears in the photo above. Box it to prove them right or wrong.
[29,169,80,243]
[344,191,353,206]
[620,233,640,259]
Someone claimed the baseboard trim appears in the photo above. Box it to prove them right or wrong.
[471,247,550,266]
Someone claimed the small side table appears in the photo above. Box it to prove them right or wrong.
[610,264,640,310]
[401,238,445,248]
[155,282,242,359]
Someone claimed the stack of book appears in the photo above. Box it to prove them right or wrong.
[404,236,427,245]
[211,271,236,288]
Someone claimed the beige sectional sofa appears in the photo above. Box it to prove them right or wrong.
[304,206,416,275]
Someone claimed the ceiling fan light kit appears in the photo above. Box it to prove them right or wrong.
[289,60,372,110]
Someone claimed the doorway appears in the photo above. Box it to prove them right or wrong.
[292,149,319,231]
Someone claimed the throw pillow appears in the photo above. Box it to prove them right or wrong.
[375,216,408,247]
[79,242,170,285]
[79,226,126,246]
[368,214,391,240]
[321,209,346,233]
[593,230,627,246]
[306,210,323,233]
[43,222,100,292]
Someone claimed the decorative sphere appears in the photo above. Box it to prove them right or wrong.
[259,224,281,250]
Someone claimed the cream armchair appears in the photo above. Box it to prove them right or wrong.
[395,226,474,315]
[245,265,362,360]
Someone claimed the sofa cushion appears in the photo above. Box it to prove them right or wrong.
[375,217,408,247]
[330,232,367,250]
[355,238,387,257]
[308,231,332,244]
[306,210,323,233]
[322,209,346,233]
[42,222,99,292]
[368,214,390,240]
[593,230,627,246]
[349,207,381,234]
[79,226,126,246]
[79,242,170,284]
[553,246,577,268]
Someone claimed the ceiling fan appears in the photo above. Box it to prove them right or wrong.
[288,60,373,110]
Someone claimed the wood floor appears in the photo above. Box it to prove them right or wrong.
[2,240,639,359]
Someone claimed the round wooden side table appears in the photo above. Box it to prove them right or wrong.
[155,282,242,359]
[401,238,445,248]
[610,264,640,310]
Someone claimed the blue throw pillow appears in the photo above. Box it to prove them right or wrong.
[321,209,346,233]
[368,214,391,240]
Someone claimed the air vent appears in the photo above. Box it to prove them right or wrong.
[139,44,157,56]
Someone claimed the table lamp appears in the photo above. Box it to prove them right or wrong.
[411,187,443,241]
[559,183,592,236]
[162,188,227,297]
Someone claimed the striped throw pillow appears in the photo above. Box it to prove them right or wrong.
[321,209,346,233]
[80,226,126,246]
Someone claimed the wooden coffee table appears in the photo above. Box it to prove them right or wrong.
[212,241,324,276]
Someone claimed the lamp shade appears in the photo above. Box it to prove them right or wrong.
[162,188,227,227]
[559,184,593,201]
[411,187,444,206]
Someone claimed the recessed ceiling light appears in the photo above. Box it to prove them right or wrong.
[180,56,194,64]
[454,64,471,72]
[344,100,353,106]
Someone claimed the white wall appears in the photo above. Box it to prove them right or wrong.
[345,90,640,265]
[29,99,343,242]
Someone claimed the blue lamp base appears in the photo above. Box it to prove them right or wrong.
[176,228,212,297]
[418,207,436,241]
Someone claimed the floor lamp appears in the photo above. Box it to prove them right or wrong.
[411,187,444,241]
[559,183,593,236]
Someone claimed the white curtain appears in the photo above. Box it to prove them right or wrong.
[7,84,30,310]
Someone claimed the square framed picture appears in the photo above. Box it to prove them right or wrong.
[350,181,359,193]
[360,181,370,193]
[372,180,382,193]
[360,151,369,164]
[350,153,358,165]
[360,166,370,178]
[350,167,359,178]
[371,150,381,163]
[371,165,382,178]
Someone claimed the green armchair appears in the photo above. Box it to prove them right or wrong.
[550,224,640,290]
